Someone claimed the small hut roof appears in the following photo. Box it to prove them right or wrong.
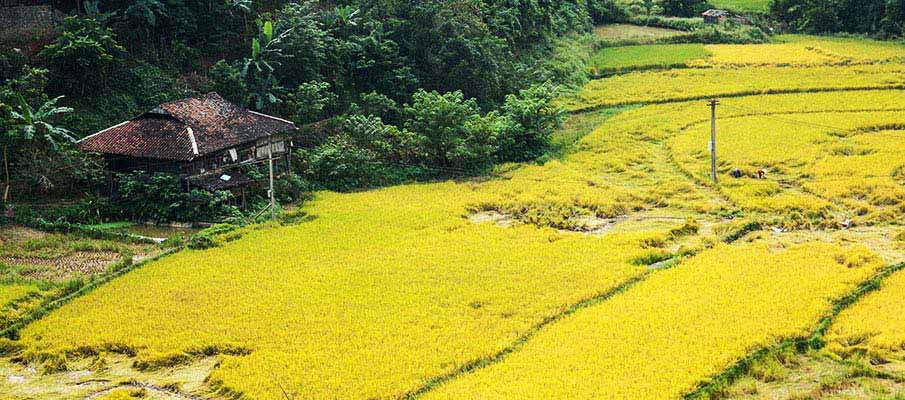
[77,93,296,161]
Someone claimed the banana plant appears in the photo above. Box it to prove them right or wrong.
[3,95,74,202]
[9,95,75,151]
[241,20,294,111]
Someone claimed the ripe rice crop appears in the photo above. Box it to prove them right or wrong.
[826,268,905,362]
[13,35,905,397]
[691,37,905,68]
[778,35,905,63]
[669,102,905,223]
[561,64,905,111]
[690,43,844,67]
[0,284,35,306]
[19,183,665,399]
[423,243,884,400]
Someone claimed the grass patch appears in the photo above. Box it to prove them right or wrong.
[710,0,771,13]
[594,24,687,41]
[590,43,710,75]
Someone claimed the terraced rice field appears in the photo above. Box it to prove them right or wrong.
[4,35,905,399]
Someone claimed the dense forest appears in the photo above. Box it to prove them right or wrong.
[1,0,903,224]
[771,0,905,37]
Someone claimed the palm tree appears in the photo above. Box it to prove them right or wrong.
[2,95,74,202]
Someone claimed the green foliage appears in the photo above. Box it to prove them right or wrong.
[659,0,710,18]
[271,2,329,87]
[625,15,706,31]
[288,81,338,125]
[8,0,602,201]
[404,90,497,174]
[350,91,402,124]
[113,171,240,223]
[5,196,110,225]
[299,84,564,190]
[495,83,564,162]
[39,17,126,95]
[8,95,75,150]
[0,67,100,203]
[666,24,769,44]
[588,0,628,24]
[297,115,423,191]
[771,0,905,38]
[210,60,247,107]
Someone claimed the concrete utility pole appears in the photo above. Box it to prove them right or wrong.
[268,135,276,222]
[709,99,720,184]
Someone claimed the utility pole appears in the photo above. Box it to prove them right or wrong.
[267,134,276,222]
[709,99,719,184]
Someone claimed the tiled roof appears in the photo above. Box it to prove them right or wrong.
[77,93,296,161]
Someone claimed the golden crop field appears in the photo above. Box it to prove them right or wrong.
[826,268,905,362]
[423,243,883,399]
[690,37,905,68]
[7,34,905,400]
[19,184,664,399]
[0,284,35,307]
[561,64,905,111]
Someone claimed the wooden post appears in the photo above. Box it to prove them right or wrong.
[709,99,720,184]
[268,135,275,222]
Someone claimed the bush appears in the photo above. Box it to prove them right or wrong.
[39,17,127,96]
[588,0,627,24]
[297,135,401,191]
[288,81,338,125]
[113,171,240,223]
[495,83,564,162]
[297,115,423,191]
[625,15,706,31]
[5,195,110,225]
[210,60,247,107]
[403,90,497,175]
[666,24,770,44]
[659,0,710,18]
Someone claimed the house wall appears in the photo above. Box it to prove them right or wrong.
[186,137,292,177]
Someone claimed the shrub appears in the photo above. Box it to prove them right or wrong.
[297,130,416,191]
[404,90,497,175]
[209,60,247,107]
[495,83,564,162]
[659,0,710,18]
[588,0,627,24]
[288,81,338,125]
[6,196,110,225]
[39,17,127,96]
[113,171,240,223]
